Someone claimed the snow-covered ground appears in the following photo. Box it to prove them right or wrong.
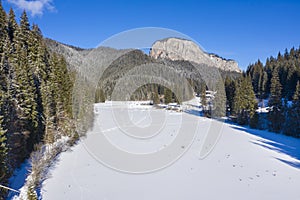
[41,101,300,200]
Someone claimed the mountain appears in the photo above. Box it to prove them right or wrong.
[150,37,241,72]
[44,38,241,104]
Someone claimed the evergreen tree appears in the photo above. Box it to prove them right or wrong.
[225,77,235,115]
[0,0,7,50]
[233,76,257,125]
[0,7,76,198]
[211,79,226,118]
[284,81,300,137]
[268,68,284,132]
[247,60,264,94]
[258,71,268,103]
[164,88,172,104]
[95,87,106,103]
[152,92,160,105]
[0,112,8,186]
[201,83,208,116]
[7,8,18,44]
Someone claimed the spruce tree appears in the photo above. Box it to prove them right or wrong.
[95,87,106,103]
[7,8,18,44]
[164,88,172,104]
[268,68,284,132]
[0,0,7,52]
[284,81,300,137]
[0,114,8,181]
[0,7,77,197]
[152,92,160,105]
[233,76,257,125]
[225,77,235,115]
[211,79,226,118]
[201,83,208,116]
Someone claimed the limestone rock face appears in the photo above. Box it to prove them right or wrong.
[150,38,241,72]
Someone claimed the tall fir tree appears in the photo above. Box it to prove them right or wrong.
[0,7,76,198]
[200,83,208,116]
[7,8,18,45]
[225,77,235,115]
[0,92,8,186]
[233,76,257,125]
[284,81,300,137]
[268,68,284,132]
[164,88,172,104]
[0,0,7,55]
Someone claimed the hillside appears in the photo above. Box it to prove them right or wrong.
[45,38,241,102]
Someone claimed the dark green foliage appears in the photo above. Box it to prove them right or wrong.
[284,81,300,137]
[233,76,257,125]
[200,83,209,116]
[0,114,8,187]
[268,68,284,133]
[152,92,160,105]
[245,47,300,137]
[248,47,300,101]
[211,79,226,118]
[225,76,236,115]
[95,87,106,103]
[0,8,75,198]
[164,88,173,104]
[249,112,259,129]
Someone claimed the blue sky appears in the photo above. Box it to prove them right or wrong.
[2,0,300,70]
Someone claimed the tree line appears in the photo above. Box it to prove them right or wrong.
[225,47,300,138]
[0,4,75,198]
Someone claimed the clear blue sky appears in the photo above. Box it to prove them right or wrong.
[3,0,300,70]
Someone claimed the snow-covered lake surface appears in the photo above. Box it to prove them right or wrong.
[41,102,300,200]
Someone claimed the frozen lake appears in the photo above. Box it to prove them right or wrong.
[41,102,300,200]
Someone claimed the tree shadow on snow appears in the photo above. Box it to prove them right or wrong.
[230,126,300,170]
[184,109,201,117]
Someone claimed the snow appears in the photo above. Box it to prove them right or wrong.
[10,136,71,200]
[41,101,300,200]
[256,107,270,113]
[6,161,30,199]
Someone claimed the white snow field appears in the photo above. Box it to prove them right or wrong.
[41,102,300,200]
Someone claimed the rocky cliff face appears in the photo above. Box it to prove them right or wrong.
[150,38,241,72]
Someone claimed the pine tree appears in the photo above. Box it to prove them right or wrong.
[259,71,268,103]
[95,87,106,103]
[152,92,160,105]
[225,77,235,115]
[211,79,226,118]
[284,81,300,137]
[233,76,257,125]
[164,88,172,104]
[268,68,284,132]
[0,7,77,197]
[247,60,264,94]
[0,110,8,185]
[7,8,18,44]
[201,83,208,116]
[0,0,7,53]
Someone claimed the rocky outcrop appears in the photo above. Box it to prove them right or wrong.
[150,38,241,72]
